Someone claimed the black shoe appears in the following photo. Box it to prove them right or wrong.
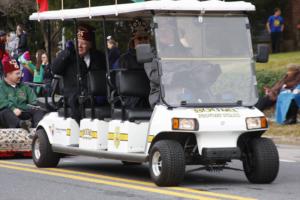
[283,118,297,125]
[19,120,32,132]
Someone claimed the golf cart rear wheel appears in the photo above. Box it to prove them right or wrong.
[32,129,60,168]
[243,137,279,183]
[149,140,185,186]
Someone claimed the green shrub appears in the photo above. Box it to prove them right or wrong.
[256,69,285,97]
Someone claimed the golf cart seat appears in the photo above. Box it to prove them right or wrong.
[124,108,152,121]
[51,75,71,118]
[115,69,152,121]
[85,70,111,119]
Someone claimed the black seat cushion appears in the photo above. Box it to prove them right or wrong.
[85,107,111,119]
[88,70,107,96]
[116,70,150,97]
[125,109,152,121]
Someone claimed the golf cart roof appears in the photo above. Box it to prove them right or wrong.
[29,0,255,21]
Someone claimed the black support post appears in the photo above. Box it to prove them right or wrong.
[47,20,51,63]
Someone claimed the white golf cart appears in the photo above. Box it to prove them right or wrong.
[29,0,279,186]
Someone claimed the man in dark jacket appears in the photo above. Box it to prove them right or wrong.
[51,24,106,122]
[117,19,150,70]
[16,24,28,55]
[0,55,44,130]
[116,18,151,108]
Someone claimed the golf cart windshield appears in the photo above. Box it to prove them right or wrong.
[154,15,257,107]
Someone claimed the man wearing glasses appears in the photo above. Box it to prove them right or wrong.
[0,54,44,130]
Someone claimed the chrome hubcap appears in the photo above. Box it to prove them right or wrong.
[34,138,41,160]
[152,151,162,177]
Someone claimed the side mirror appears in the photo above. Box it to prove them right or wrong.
[136,44,153,64]
[256,44,269,63]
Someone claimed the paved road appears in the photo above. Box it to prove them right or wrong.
[0,144,299,200]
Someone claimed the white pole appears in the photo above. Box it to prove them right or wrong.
[115,0,118,16]
[89,0,92,19]
[37,2,40,22]
[61,0,64,21]
[62,27,66,50]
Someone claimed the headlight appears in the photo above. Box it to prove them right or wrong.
[172,118,198,131]
[246,117,268,130]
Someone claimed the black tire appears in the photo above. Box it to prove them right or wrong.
[149,140,185,186]
[242,137,279,183]
[122,161,142,166]
[32,129,60,168]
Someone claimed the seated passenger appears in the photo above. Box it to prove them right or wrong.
[275,84,300,124]
[256,64,300,113]
[116,18,151,108]
[51,24,106,122]
[0,55,45,130]
[116,18,151,70]
[274,65,300,124]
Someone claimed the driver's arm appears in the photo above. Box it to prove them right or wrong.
[144,62,160,84]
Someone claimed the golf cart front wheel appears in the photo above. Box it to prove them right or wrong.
[149,140,185,186]
[243,137,279,183]
[32,129,60,168]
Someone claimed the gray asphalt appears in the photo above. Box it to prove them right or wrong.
[0,144,299,200]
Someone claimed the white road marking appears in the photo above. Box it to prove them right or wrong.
[280,159,297,163]
[61,160,75,163]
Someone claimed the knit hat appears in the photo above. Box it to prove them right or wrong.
[2,54,20,75]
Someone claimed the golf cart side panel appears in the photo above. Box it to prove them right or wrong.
[107,120,149,153]
[79,118,109,151]
[37,112,79,145]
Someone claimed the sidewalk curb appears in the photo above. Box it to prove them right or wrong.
[265,135,300,145]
